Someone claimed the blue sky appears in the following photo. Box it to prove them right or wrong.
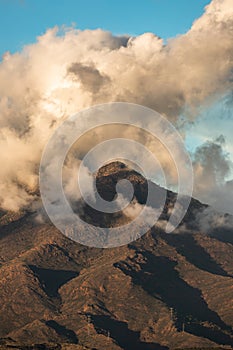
[0,0,232,214]
[0,0,211,56]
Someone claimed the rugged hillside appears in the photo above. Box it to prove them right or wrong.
[0,162,232,350]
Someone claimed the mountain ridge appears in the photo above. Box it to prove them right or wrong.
[0,161,232,349]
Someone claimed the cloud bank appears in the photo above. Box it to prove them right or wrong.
[0,0,232,213]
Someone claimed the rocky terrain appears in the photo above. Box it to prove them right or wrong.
[0,162,232,349]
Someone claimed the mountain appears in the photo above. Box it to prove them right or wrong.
[0,161,232,350]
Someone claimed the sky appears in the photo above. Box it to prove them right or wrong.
[0,0,211,56]
[0,0,232,218]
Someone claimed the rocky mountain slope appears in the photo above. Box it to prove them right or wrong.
[0,162,232,350]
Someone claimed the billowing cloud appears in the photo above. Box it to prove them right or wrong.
[68,62,110,93]
[192,136,233,213]
[0,0,232,212]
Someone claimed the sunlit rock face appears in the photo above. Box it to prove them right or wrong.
[0,161,233,349]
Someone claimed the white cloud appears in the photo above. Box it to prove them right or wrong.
[0,0,232,212]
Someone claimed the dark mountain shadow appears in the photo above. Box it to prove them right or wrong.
[91,314,168,350]
[115,254,233,346]
[210,228,233,245]
[45,320,78,344]
[0,213,32,239]
[29,266,78,297]
[162,234,230,277]
[5,344,62,350]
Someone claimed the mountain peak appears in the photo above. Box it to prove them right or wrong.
[96,161,128,177]
[1,165,233,349]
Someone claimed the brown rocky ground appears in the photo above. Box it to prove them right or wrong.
[0,162,232,349]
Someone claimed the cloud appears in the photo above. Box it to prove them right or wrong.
[68,62,110,93]
[192,136,233,214]
[0,0,232,212]
[194,206,233,234]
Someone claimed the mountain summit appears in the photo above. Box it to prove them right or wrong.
[0,162,232,349]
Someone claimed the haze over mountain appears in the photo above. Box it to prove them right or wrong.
[0,162,232,350]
